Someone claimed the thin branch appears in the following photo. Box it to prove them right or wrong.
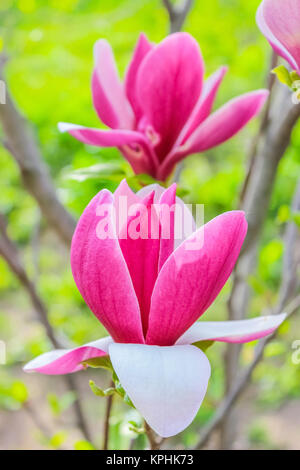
[0,214,92,443]
[162,0,194,34]
[239,51,278,206]
[278,179,300,309]
[195,180,300,449]
[144,421,165,450]
[221,82,300,447]
[193,294,300,450]
[0,58,76,245]
[102,380,114,450]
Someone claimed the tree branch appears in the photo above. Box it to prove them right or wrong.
[162,0,194,34]
[221,81,300,447]
[195,179,300,449]
[0,214,92,443]
[193,294,300,450]
[239,51,278,206]
[0,58,76,246]
[102,380,114,450]
[144,421,165,450]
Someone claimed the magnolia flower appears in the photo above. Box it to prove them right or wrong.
[59,33,268,181]
[257,0,300,73]
[24,181,285,437]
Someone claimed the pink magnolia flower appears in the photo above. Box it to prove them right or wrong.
[24,181,285,437]
[59,33,268,181]
[257,0,300,73]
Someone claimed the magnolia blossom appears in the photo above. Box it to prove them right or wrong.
[59,33,268,181]
[257,0,300,73]
[24,181,285,437]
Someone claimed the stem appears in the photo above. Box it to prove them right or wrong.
[102,380,114,450]
[144,421,165,450]
[162,0,194,34]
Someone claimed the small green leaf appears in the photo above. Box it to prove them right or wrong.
[82,356,113,370]
[64,162,127,182]
[50,431,67,448]
[290,70,300,86]
[128,421,145,435]
[292,212,300,227]
[89,380,116,397]
[277,204,291,224]
[124,393,134,408]
[74,440,96,450]
[11,381,28,404]
[47,393,61,415]
[192,340,214,352]
[272,65,292,87]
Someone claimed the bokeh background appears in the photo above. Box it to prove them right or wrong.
[0,0,299,450]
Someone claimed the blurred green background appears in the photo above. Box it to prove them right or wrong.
[0,0,299,450]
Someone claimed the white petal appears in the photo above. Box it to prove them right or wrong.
[176,313,287,345]
[137,183,165,202]
[109,343,211,437]
[58,122,85,133]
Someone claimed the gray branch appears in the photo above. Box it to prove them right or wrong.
[221,81,300,447]
[0,59,76,246]
[193,294,300,450]
[162,0,194,33]
[0,214,92,443]
[194,178,300,449]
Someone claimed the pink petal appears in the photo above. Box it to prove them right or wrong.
[146,211,248,346]
[257,0,300,71]
[71,189,144,344]
[109,343,210,437]
[124,33,153,121]
[58,122,146,147]
[137,32,204,159]
[158,90,268,181]
[179,66,228,144]
[113,179,142,235]
[24,337,112,375]
[58,123,157,176]
[176,314,286,345]
[118,191,160,336]
[137,184,196,250]
[157,184,177,270]
[92,39,134,129]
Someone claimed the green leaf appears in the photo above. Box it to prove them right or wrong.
[123,393,134,408]
[292,212,300,227]
[50,431,67,449]
[74,440,96,450]
[128,421,145,435]
[10,381,28,404]
[47,393,61,415]
[290,70,300,87]
[272,65,292,87]
[64,162,127,182]
[82,356,113,370]
[192,340,214,352]
[126,173,160,190]
[277,204,291,224]
[89,380,116,398]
